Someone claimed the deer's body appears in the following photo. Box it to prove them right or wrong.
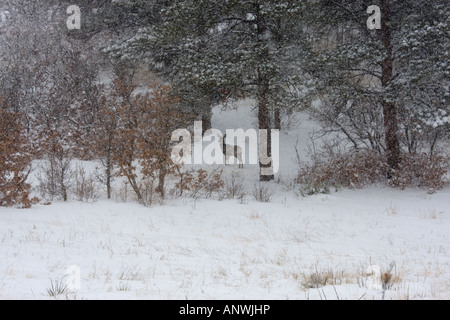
[219,134,244,168]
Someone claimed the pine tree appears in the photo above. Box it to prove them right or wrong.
[68,0,169,40]
[301,0,449,174]
[121,0,306,181]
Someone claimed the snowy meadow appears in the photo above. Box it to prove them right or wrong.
[1,105,449,300]
[1,186,449,300]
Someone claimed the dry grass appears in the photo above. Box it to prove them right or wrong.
[286,263,360,290]
[385,204,399,216]
[247,210,262,219]
[380,263,403,290]
[420,208,441,220]
[289,262,404,294]
[116,282,132,291]
[118,268,145,281]
[300,268,352,289]
[46,278,68,297]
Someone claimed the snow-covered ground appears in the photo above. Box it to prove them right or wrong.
[1,188,449,300]
[0,103,449,300]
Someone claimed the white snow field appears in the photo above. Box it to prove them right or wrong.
[0,103,449,300]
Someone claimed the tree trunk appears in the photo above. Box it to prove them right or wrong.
[128,174,144,205]
[380,0,400,175]
[258,73,274,181]
[274,108,281,130]
[201,108,212,136]
[125,137,144,205]
[256,3,274,182]
[105,147,112,200]
[382,100,400,173]
[156,167,167,198]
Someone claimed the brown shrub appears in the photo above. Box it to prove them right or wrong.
[174,168,224,198]
[390,153,449,192]
[297,149,387,190]
[0,103,36,208]
[297,147,449,192]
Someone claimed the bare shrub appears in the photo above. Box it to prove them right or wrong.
[38,157,74,202]
[252,183,273,203]
[113,181,130,203]
[138,178,161,206]
[73,165,100,203]
[224,172,247,200]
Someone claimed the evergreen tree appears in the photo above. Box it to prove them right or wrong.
[301,0,449,174]
[120,0,306,181]
[68,0,169,40]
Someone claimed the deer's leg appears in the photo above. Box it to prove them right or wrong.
[225,146,233,165]
[235,146,243,168]
[238,153,243,169]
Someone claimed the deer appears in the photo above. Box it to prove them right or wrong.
[218,134,244,169]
